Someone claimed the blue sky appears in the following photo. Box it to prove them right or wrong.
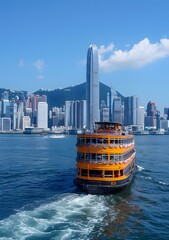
[0,0,169,113]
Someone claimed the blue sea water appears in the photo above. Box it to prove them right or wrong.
[0,134,169,240]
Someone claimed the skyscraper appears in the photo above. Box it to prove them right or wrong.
[86,44,100,131]
[37,102,48,129]
[112,97,124,124]
[124,96,139,126]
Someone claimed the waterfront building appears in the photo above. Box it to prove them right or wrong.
[65,101,74,128]
[147,101,156,116]
[1,99,10,117]
[0,117,11,132]
[65,100,86,129]
[107,87,117,121]
[86,44,100,132]
[7,103,17,130]
[137,106,145,130]
[106,91,111,121]
[102,108,110,122]
[145,101,157,129]
[21,116,31,130]
[0,101,2,117]
[2,91,9,100]
[164,107,169,120]
[51,107,65,127]
[112,97,124,124]
[156,110,161,130]
[17,100,24,118]
[124,96,139,126]
[25,108,32,119]
[160,119,169,131]
[145,116,156,129]
[76,100,87,129]
[37,102,48,129]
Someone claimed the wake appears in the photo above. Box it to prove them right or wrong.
[0,193,115,240]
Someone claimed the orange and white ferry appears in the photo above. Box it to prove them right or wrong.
[74,122,136,194]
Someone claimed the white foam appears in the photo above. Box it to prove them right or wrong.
[0,193,116,239]
[136,165,145,171]
[158,181,169,186]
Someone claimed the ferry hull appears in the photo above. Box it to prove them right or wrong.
[74,168,135,195]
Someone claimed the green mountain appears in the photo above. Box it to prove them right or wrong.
[0,82,125,110]
[34,82,125,110]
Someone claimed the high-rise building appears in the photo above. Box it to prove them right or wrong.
[147,101,156,116]
[2,91,9,100]
[2,99,10,117]
[145,101,157,129]
[112,97,124,124]
[0,117,11,132]
[86,44,100,132]
[37,102,48,129]
[77,100,87,129]
[7,102,17,130]
[124,96,139,126]
[21,116,31,130]
[65,100,86,130]
[65,101,74,128]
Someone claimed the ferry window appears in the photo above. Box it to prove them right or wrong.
[86,153,91,162]
[77,153,84,161]
[91,154,96,160]
[110,139,115,144]
[89,170,103,178]
[91,138,96,144]
[81,169,88,176]
[96,154,102,163]
[114,170,119,178]
[96,154,102,159]
[110,155,114,163]
[86,138,91,145]
[90,154,97,163]
[103,138,108,144]
[78,138,84,145]
[120,170,123,176]
[124,165,130,175]
[105,171,113,177]
[115,139,119,144]
[97,138,103,144]
[114,155,119,162]
[102,155,108,163]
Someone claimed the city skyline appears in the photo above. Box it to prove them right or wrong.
[0,0,169,113]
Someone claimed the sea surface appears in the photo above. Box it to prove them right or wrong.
[0,134,169,240]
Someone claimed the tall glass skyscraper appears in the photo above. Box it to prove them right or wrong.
[86,44,100,132]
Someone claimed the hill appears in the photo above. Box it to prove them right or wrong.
[34,82,125,109]
[0,82,125,110]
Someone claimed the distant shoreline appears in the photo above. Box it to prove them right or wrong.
[0,131,169,136]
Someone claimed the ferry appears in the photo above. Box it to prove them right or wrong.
[74,122,136,194]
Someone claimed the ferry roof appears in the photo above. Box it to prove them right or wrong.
[94,122,122,133]
[95,122,122,127]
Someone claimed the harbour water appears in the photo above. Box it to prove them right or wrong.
[0,134,169,240]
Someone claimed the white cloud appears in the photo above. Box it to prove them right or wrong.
[98,38,169,72]
[98,43,114,55]
[34,59,45,71]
